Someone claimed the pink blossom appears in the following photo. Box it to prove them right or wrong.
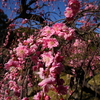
[9,71,18,80]
[4,59,21,70]
[45,38,59,49]
[73,39,79,47]
[50,63,63,76]
[41,51,54,67]
[15,43,29,58]
[28,82,33,87]
[32,61,43,71]
[40,26,55,37]
[44,95,50,100]
[40,37,59,49]
[23,37,33,45]
[89,71,93,77]
[33,91,43,100]
[22,18,28,24]
[53,23,66,31]
[29,44,38,54]
[54,52,63,62]
[8,80,20,92]
[85,4,97,10]
[4,96,12,100]
[9,24,15,28]
[73,39,86,47]
[5,89,9,95]
[68,0,80,11]
[64,7,74,18]
[38,77,56,87]
[36,68,46,79]
[63,27,75,40]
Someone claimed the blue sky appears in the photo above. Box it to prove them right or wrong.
[0,0,67,21]
[0,0,99,33]
[0,0,68,29]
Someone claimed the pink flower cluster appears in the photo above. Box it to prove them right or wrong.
[64,0,80,20]
[38,23,75,47]
[1,22,75,100]
[53,23,75,40]
[22,19,28,24]
[33,51,68,99]
[85,3,98,10]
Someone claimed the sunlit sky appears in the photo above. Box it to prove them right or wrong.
[0,0,100,33]
[0,0,67,21]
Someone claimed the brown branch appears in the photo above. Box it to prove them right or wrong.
[21,13,45,25]
[83,82,100,98]
[89,22,100,32]
[27,0,38,7]
[6,0,45,26]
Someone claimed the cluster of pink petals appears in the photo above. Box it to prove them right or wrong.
[23,36,34,45]
[2,20,76,100]
[33,91,50,100]
[64,7,74,18]
[73,39,86,47]
[33,91,43,100]
[4,59,21,70]
[68,0,80,11]
[64,0,80,19]
[41,38,59,49]
[36,50,68,97]
[52,23,68,33]
[85,3,98,10]
[50,63,63,76]
[63,27,75,40]
[22,18,28,24]
[8,80,20,92]
[9,24,16,28]
[53,23,75,40]
[15,43,29,58]
[38,77,55,87]
[39,23,75,42]
[41,51,54,67]
[54,51,63,62]
[36,68,46,79]
[40,26,55,37]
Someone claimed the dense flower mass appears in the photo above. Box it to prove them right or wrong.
[15,43,29,58]
[64,7,74,18]
[1,21,75,99]
[68,0,80,11]
[41,51,54,67]
[0,0,100,100]
[40,26,55,37]
[64,0,80,20]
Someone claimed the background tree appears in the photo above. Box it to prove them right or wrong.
[0,9,8,45]
[0,0,100,100]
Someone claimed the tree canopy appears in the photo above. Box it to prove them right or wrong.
[0,0,100,100]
